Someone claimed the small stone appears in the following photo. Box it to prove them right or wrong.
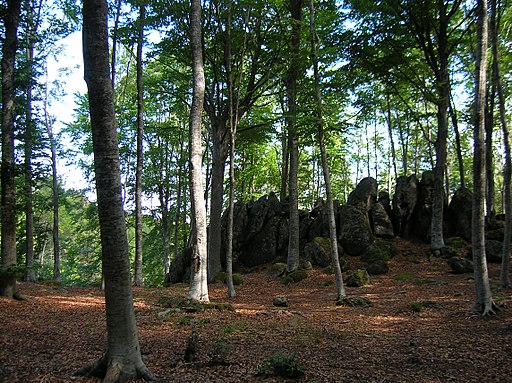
[273,296,288,307]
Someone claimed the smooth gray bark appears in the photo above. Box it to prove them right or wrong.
[490,0,511,288]
[76,0,155,380]
[286,0,303,274]
[189,0,209,302]
[133,3,145,287]
[309,0,345,299]
[471,0,495,315]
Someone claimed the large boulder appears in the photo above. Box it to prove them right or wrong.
[393,175,418,238]
[239,215,285,267]
[338,204,373,256]
[485,239,503,263]
[371,201,394,238]
[221,201,248,256]
[304,237,344,268]
[447,256,473,274]
[165,247,193,284]
[345,269,370,287]
[447,188,473,241]
[348,177,378,213]
[245,192,282,242]
[412,171,435,241]
[308,200,340,240]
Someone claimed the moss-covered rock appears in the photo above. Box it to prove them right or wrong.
[444,236,471,258]
[336,295,372,307]
[361,242,393,263]
[366,260,389,275]
[212,272,244,285]
[345,269,370,287]
[282,269,308,284]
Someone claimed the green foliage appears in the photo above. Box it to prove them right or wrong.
[256,352,306,378]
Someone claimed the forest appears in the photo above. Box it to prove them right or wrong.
[0,0,512,381]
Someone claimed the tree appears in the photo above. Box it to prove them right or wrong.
[22,0,44,283]
[133,2,146,287]
[471,0,495,315]
[0,0,22,299]
[75,0,155,380]
[188,0,209,302]
[490,0,512,288]
[309,0,345,299]
[286,0,303,274]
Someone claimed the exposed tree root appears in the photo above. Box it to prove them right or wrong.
[74,353,156,383]
[469,301,501,316]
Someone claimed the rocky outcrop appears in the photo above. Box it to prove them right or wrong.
[412,171,434,241]
[447,188,473,241]
[393,175,418,238]
[338,204,373,256]
[347,177,377,213]
[167,173,492,283]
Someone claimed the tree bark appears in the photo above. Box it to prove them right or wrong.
[0,0,22,299]
[472,0,495,315]
[24,15,36,283]
[429,3,451,254]
[490,0,512,288]
[188,0,209,302]
[449,94,465,189]
[44,64,60,283]
[207,124,227,282]
[309,0,345,299]
[76,1,155,380]
[133,3,145,287]
[286,0,303,274]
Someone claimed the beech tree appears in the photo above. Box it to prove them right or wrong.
[490,0,511,288]
[75,0,155,380]
[309,0,345,299]
[471,0,496,315]
[133,2,146,287]
[286,0,303,273]
[188,0,209,302]
[0,0,22,299]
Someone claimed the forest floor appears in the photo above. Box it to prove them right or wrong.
[1,238,512,383]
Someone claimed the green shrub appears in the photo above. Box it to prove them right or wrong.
[256,352,306,378]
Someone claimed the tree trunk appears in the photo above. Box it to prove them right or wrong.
[449,94,465,189]
[0,0,21,299]
[309,0,345,299]
[471,0,495,315]
[188,0,209,303]
[385,84,398,180]
[133,3,145,287]
[490,0,512,288]
[286,0,303,274]
[225,0,237,298]
[174,134,186,265]
[430,8,450,254]
[24,25,36,283]
[207,123,227,282]
[44,65,60,283]
[110,0,122,89]
[76,1,155,380]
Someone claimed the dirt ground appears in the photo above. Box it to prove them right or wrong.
[1,238,511,383]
